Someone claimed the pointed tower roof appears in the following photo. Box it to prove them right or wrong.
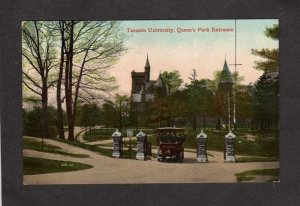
[145,54,150,68]
[155,72,164,87]
[220,59,233,84]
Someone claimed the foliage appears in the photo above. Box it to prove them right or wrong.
[252,24,279,72]
[161,70,183,94]
[76,103,102,129]
[251,73,279,131]
[101,101,118,129]
[185,79,214,130]
[23,106,59,138]
[264,24,279,40]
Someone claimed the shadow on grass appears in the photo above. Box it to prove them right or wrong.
[235,168,279,182]
[24,156,93,175]
[23,137,89,158]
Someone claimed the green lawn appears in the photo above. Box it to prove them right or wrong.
[82,128,156,142]
[236,156,278,163]
[82,128,116,142]
[235,168,279,182]
[53,138,151,160]
[24,156,93,175]
[182,128,279,158]
[54,138,113,157]
[23,137,89,158]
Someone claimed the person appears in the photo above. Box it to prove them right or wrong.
[176,133,186,143]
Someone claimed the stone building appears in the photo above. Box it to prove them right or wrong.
[131,55,167,112]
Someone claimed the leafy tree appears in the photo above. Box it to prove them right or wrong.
[115,94,130,131]
[161,70,183,94]
[77,104,101,132]
[252,24,279,72]
[251,73,278,131]
[101,101,118,130]
[186,79,214,130]
[209,71,227,130]
[23,106,59,138]
[251,23,279,131]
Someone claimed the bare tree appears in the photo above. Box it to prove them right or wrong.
[22,21,57,138]
[60,21,127,140]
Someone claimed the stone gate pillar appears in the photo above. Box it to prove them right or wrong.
[196,130,208,163]
[136,131,147,160]
[224,130,236,163]
[112,129,122,158]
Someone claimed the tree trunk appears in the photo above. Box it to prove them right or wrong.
[57,22,65,139]
[41,81,49,138]
[65,21,75,141]
[192,116,197,131]
[216,117,221,130]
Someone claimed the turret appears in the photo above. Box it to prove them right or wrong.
[145,54,150,82]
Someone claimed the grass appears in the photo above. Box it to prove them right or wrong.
[23,137,89,158]
[82,128,116,142]
[53,137,153,160]
[54,138,113,157]
[236,156,279,163]
[24,156,93,175]
[82,128,156,142]
[235,168,279,182]
[54,126,279,161]
[182,127,279,157]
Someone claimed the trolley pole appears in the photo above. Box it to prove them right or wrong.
[229,19,242,130]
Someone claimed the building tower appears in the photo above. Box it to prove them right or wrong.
[219,58,234,130]
[144,54,150,82]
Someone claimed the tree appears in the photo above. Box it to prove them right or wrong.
[115,94,130,131]
[185,79,213,130]
[56,21,66,139]
[77,103,101,132]
[251,73,278,131]
[252,24,279,72]
[209,71,227,130]
[161,70,183,94]
[59,21,127,140]
[22,21,57,138]
[101,101,118,130]
[251,23,279,131]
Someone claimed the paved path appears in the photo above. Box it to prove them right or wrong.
[23,136,279,184]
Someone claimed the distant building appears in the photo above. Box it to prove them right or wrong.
[218,59,234,129]
[131,55,167,112]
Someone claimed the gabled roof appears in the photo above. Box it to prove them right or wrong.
[219,59,233,84]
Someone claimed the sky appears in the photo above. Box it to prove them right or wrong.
[110,19,278,95]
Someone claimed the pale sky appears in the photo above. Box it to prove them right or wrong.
[110,19,278,95]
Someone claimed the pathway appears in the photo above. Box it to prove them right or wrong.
[23,136,279,184]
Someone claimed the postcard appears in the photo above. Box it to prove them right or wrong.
[22,19,279,184]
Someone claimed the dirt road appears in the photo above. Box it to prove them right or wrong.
[23,136,279,184]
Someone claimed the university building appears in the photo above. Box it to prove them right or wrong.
[131,55,167,112]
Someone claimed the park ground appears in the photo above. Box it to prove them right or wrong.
[23,127,279,184]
